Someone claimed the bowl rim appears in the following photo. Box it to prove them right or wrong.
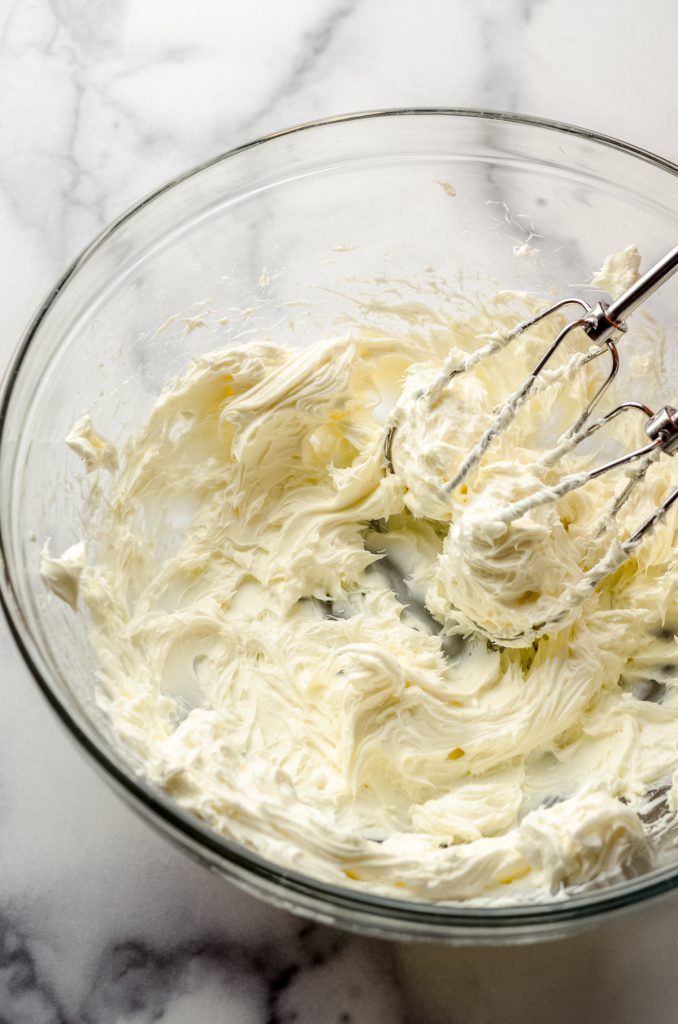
[3,106,678,940]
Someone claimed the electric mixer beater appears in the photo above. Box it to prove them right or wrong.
[385,244,678,645]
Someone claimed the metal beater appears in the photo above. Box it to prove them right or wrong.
[386,243,678,643]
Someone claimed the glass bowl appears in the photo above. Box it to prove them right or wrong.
[3,109,678,944]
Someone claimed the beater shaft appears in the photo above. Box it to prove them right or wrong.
[583,242,678,344]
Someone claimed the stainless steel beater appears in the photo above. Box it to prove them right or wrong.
[385,243,678,642]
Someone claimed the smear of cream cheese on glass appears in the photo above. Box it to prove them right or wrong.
[41,246,678,903]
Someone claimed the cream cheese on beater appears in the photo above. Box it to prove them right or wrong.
[42,248,678,903]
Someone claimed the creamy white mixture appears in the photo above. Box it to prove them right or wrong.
[42,248,678,903]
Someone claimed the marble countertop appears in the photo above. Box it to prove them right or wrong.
[3,1,678,1021]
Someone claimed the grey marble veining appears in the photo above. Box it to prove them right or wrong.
[1,911,407,1023]
[3,1,678,1021]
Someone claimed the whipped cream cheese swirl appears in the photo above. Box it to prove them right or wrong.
[42,248,678,903]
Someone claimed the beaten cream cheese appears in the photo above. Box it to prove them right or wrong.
[42,247,678,903]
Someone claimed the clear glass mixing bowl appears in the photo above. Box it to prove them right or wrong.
[2,110,678,943]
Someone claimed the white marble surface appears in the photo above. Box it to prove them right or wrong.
[2,1,678,1021]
